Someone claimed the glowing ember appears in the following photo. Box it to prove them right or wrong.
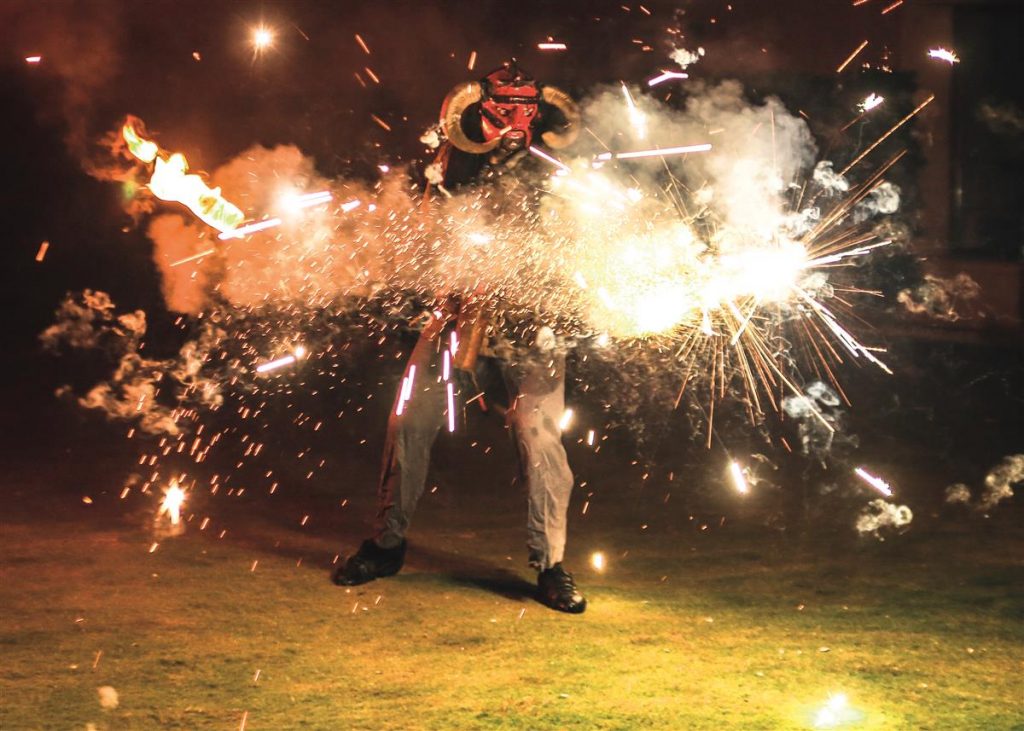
[537,42,567,51]
[122,120,244,234]
[24,55,42,64]
[927,47,960,65]
[590,552,606,572]
[558,408,574,432]
[854,467,894,497]
[728,461,749,494]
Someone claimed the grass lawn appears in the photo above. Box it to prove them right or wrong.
[2,475,1022,731]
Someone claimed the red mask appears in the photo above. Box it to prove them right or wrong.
[478,66,540,153]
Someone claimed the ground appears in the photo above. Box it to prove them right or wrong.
[2,455,1021,730]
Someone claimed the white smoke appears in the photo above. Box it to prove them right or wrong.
[980,455,1024,510]
[944,483,972,505]
[852,181,900,222]
[942,455,1023,511]
[43,291,224,435]
[856,498,913,537]
[669,45,705,70]
[898,273,981,321]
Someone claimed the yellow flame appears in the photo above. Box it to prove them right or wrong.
[122,121,244,234]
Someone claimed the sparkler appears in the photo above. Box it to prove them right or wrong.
[854,467,894,497]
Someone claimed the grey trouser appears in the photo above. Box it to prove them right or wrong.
[374,327,574,569]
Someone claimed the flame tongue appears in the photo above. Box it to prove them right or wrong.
[122,121,244,234]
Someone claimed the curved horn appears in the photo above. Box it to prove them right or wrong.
[440,82,501,155]
[540,86,580,149]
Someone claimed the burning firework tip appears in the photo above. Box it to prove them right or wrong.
[25,55,42,64]
[927,48,960,65]
[159,481,186,526]
[854,467,894,497]
[537,42,567,51]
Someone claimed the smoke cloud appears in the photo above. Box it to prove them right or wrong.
[855,498,913,538]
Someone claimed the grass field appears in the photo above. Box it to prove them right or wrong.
[2,472,1021,731]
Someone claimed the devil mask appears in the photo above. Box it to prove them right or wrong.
[440,62,580,156]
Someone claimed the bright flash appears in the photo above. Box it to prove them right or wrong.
[854,467,894,497]
[590,552,606,572]
[558,408,574,432]
[813,693,850,728]
[729,461,749,494]
[25,55,42,64]
[159,482,186,525]
[252,26,275,53]
[927,47,960,65]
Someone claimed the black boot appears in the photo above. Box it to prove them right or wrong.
[332,539,406,586]
[537,563,587,614]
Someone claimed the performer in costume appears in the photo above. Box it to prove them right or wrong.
[333,61,587,614]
